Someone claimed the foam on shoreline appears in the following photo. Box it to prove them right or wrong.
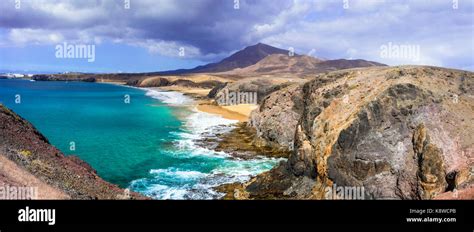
[144,88,194,106]
[130,88,284,199]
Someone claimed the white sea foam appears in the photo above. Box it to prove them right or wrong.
[145,184,190,199]
[149,168,208,179]
[130,89,284,200]
[168,107,238,159]
[130,155,283,200]
[144,88,194,105]
[185,108,238,134]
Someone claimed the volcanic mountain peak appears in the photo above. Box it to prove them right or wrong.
[228,43,290,60]
[160,43,290,74]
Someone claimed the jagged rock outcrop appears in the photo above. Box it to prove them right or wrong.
[413,124,448,199]
[213,78,300,105]
[238,66,473,199]
[249,84,304,150]
[207,82,228,98]
[0,105,147,199]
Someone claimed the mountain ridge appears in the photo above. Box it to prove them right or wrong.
[159,43,291,75]
[221,54,386,77]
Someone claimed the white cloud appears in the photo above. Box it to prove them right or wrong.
[251,0,313,38]
[0,0,472,70]
[133,40,201,58]
[256,0,473,69]
[8,28,64,45]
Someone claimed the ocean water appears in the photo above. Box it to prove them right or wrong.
[0,79,282,199]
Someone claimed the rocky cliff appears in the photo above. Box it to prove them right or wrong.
[0,105,146,199]
[237,66,473,199]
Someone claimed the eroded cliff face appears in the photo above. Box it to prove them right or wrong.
[241,66,473,199]
[0,105,146,199]
[249,84,304,150]
[213,78,301,106]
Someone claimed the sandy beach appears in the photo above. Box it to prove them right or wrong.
[146,85,258,122]
[196,102,257,122]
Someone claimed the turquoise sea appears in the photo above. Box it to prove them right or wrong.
[0,79,282,199]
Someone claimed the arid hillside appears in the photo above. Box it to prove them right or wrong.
[222,54,385,78]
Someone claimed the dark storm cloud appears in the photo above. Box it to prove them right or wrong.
[0,0,291,54]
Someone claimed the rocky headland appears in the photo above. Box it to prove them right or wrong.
[218,66,474,200]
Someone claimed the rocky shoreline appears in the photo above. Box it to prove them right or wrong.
[195,122,291,160]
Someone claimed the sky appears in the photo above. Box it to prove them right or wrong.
[0,0,473,73]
